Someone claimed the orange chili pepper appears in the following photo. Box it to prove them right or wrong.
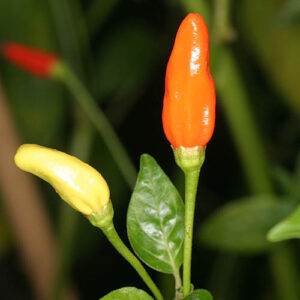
[1,42,58,77]
[162,13,216,148]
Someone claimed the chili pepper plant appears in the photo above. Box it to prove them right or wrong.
[2,13,215,300]
[3,0,300,297]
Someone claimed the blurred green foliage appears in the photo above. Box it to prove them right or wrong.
[238,0,300,114]
[200,195,295,254]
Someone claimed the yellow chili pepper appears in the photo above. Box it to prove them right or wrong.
[14,145,163,299]
[14,144,110,216]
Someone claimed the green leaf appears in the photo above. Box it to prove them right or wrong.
[268,204,300,242]
[100,287,153,300]
[127,154,184,273]
[199,195,295,254]
[183,289,213,300]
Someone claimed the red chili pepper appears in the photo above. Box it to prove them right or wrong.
[162,13,216,148]
[1,42,58,78]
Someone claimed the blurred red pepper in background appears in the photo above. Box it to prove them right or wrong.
[1,43,58,78]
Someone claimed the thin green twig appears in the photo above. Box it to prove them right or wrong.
[182,169,201,296]
[101,222,164,300]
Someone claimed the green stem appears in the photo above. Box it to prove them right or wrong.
[52,63,137,189]
[183,169,201,296]
[174,268,182,291]
[101,222,164,300]
[212,47,273,194]
[178,0,211,26]
[174,147,205,297]
[269,243,300,300]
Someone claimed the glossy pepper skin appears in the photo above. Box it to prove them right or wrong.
[1,43,58,77]
[15,144,110,216]
[162,13,215,148]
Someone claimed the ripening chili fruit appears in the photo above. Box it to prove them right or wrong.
[1,42,59,77]
[15,144,111,218]
[162,13,216,149]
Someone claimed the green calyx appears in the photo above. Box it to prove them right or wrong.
[88,201,114,228]
[49,61,69,80]
[173,146,206,173]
